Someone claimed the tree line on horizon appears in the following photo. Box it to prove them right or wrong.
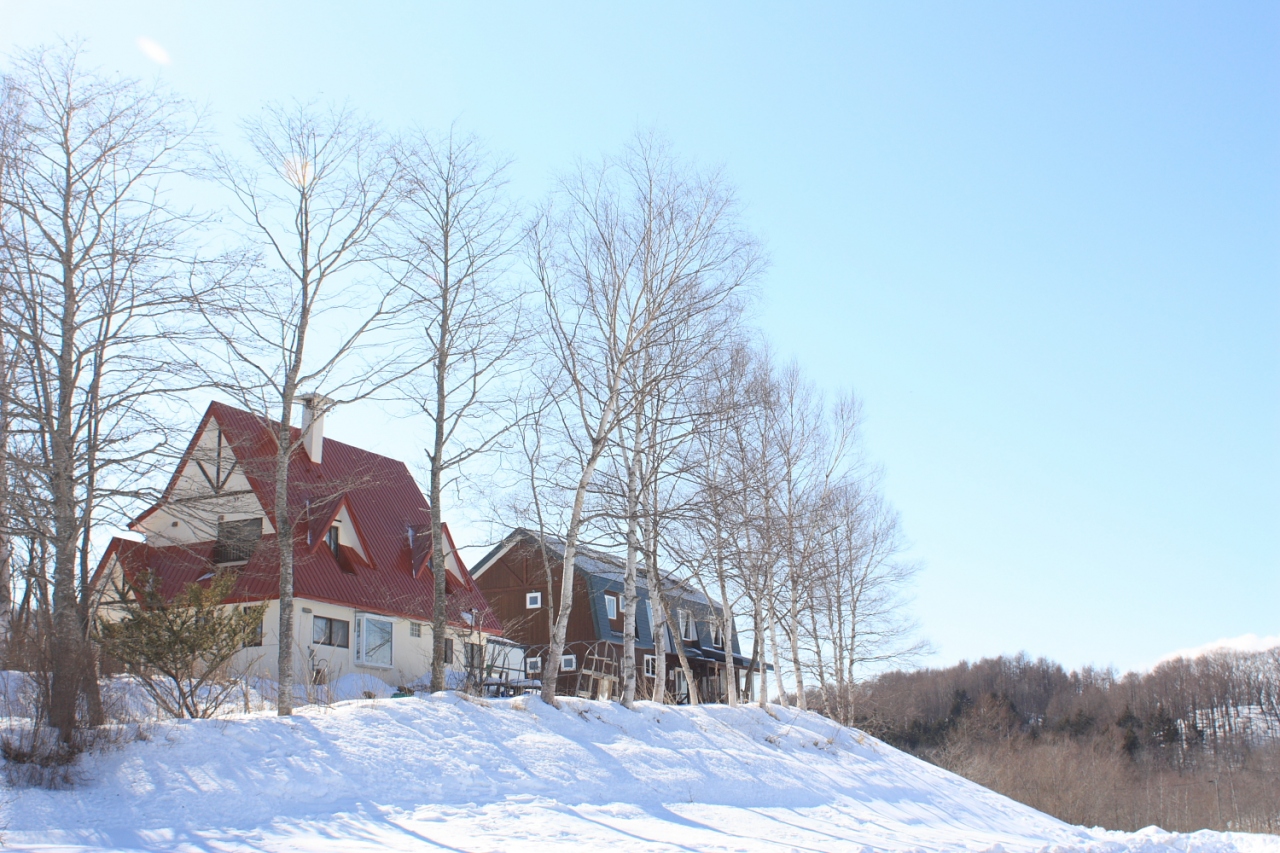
[0,41,920,752]
[848,647,1280,834]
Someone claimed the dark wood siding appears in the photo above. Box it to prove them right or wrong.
[473,541,596,647]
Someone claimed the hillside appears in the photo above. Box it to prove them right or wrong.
[3,693,1278,852]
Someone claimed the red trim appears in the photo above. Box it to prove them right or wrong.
[130,407,217,529]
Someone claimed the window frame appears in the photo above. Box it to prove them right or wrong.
[312,614,350,649]
[525,591,542,609]
[243,606,264,647]
[442,637,454,665]
[679,609,697,642]
[605,593,618,621]
[326,525,341,558]
[561,653,577,671]
[525,655,542,675]
[212,517,263,565]
[409,621,422,638]
[710,621,723,648]
[354,612,394,669]
[643,654,656,678]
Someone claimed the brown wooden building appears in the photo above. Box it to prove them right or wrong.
[470,528,751,703]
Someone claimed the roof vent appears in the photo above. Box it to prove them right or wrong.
[296,393,332,464]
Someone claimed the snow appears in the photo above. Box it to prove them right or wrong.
[1156,634,1280,665]
[2,693,1277,852]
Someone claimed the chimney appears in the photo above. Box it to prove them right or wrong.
[296,393,332,464]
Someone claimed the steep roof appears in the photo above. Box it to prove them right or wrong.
[470,528,740,654]
[473,528,716,606]
[97,401,501,633]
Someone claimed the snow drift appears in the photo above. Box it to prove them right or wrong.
[3,693,1277,852]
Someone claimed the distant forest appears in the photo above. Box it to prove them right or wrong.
[840,648,1280,834]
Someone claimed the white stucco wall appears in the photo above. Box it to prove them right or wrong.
[230,598,485,692]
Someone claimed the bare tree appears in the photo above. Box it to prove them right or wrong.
[197,102,408,715]
[0,44,201,741]
[807,481,921,722]
[391,128,523,693]
[0,70,21,631]
[526,135,758,707]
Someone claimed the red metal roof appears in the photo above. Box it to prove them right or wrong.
[97,401,501,634]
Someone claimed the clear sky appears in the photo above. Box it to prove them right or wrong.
[4,1,1276,674]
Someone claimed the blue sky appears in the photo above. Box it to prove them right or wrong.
[4,1,1276,673]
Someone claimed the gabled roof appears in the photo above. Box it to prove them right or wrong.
[97,401,500,634]
[471,528,739,653]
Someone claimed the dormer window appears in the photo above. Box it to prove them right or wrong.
[710,621,723,648]
[678,609,697,642]
[327,525,340,558]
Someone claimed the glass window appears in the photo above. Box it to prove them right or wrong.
[561,654,577,671]
[643,654,656,678]
[442,638,454,664]
[213,517,262,564]
[605,594,618,620]
[327,525,341,558]
[243,606,263,647]
[526,591,542,609]
[525,655,542,675]
[465,642,483,671]
[679,609,697,642]
[409,622,422,638]
[355,614,393,667]
[710,622,723,648]
[312,615,349,648]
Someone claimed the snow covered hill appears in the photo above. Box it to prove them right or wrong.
[4,693,1277,852]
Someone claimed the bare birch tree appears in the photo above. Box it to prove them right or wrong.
[807,481,920,723]
[0,43,202,741]
[526,135,758,707]
[197,102,407,715]
[391,128,523,693]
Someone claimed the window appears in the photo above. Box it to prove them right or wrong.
[327,525,341,558]
[710,622,723,648]
[312,615,349,648]
[244,607,263,647]
[442,638,454,665]
[355,613,393,668]
[212,517,262,564]
[561,654,577,672]
[409,622,422,638]
[526,591,542,609]
[605,593,618,620]
[679,609,697,642]
[464,642,483,671]
[644,654,656,678]
[525,655,542,675]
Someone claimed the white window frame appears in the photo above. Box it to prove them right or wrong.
[710,621,723,648]
[526,591,542,609]
[409,621,422,638]
[354,613,394,669]
[561,653,577,672]
[525,655,542,675]
[679,609,697,642]
[605,593,618,620]
[643,654,656,678]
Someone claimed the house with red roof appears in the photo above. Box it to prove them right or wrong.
[91,399,502,693]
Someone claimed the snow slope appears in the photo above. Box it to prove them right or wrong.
[3,693,1277,852]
